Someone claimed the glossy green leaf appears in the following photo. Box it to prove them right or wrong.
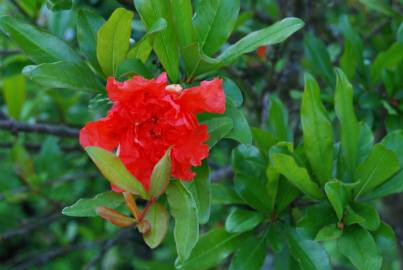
[225,208,264,233]
[62,191,124,217]
[357,122,374,164]
[304,32,334,86]
[166,181,199,262]
[224,100,252,145]
[297,203,337,238]
[181,42,221,78]
[96,8,133,76]
[218,17,304,65]
[271,153,323,199]
[324,180,349,221]
[365,131,403,199]
[301,73,333,185]
[177,228,245,270]
[349,203,380,231]
[23,62,101,92]
[193,0,240,55]
[232,145,271,211]
[127,18,167,63]
[149,149,171,198]
[0,16,81,64]
[229,232,268,270]
[134,0,180,81]
[185,162,211,224]
[338,226,382,270]
[202,116,233,148]
[276,178,300,213]
[85,147,148,198]
[287,228,332,270]
[266,165,279,212]
[354,144,400,198]
[142,202,169,248]
[116,59,152,79]
[3,74,26,120]
[252,128,277,157]
[211,182,245,205]
[334,68,359,178]
[77,9,105,72]
[171,0,194,48]
[223,78,243,107]
[315,224,343,241]
[268,95,291,141]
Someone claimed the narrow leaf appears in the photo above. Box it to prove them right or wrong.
[143,202,169,248]
[149,149,171,197]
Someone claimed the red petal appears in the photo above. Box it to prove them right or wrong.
[177,78,225,114]
[106,73,168,102]
[79,107,126,151]
[171,124,209,180]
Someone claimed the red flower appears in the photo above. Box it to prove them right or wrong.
[80,73,225,191]
[257,46,267,60]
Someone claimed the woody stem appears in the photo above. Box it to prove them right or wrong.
[138,197,155,222]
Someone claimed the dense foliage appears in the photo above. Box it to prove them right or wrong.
[0,0,402,269]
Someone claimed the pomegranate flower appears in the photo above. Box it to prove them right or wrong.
[80,73,225,191]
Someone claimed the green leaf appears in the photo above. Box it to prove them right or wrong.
[287,228,332,270]
[229,232,268,270]
[202,116,233,148]
[353,144,400,198]
[223,78,243,107]
[276,178,300,213]
[266,165,280,212]
[211,182,245,205]
[365,131,403,199]
[62,191,124,217]
[224,100,252,145]
[149,149,171,198]
[338,226,382,270]
[357,122,374,164]
[350,203,380,231]
[166,181,199,262]
[176,228,245,270]
[3,74,26,120]
[85,147,148,199]
[271,153,323,199]
[268,223,286,252]
[0,16,81,64]
[339,16,363,79]
[304,32,335,86]
[171,0,194,48]
[23,62,101,93]
[134,0,180,81]
[181,42,221,78]
[218,17,304,65]
[96,8,133,76]
[185,161,211,224]
[324,180,349,221]
[127,18,167,63]
[315,224,343,241]
[252,128,277,157]
[116,59,152,79]
[301,73,333,185]
[334,68,359,178]
[268,95,291,141]
[142,202,169,249]
[297,203,337,238]
[370,43,403,84]
[232,145,271,211]
[77,9,105,72]
[193,0,240,56]
[225,208,264,233]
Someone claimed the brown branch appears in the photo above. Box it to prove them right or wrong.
[0,119,79,138]
[0,142,82,153]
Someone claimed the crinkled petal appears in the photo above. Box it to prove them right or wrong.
[106,73,168,102]
[171,124,209,180]
[79,108,126,151]
[177,78,225,114]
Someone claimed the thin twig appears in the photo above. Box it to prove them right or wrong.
[0,49,21,56]
[0,212,62,241]
[0,119,79,137]
[0,142,82,152]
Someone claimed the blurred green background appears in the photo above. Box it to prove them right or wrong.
[1,0,402,269]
